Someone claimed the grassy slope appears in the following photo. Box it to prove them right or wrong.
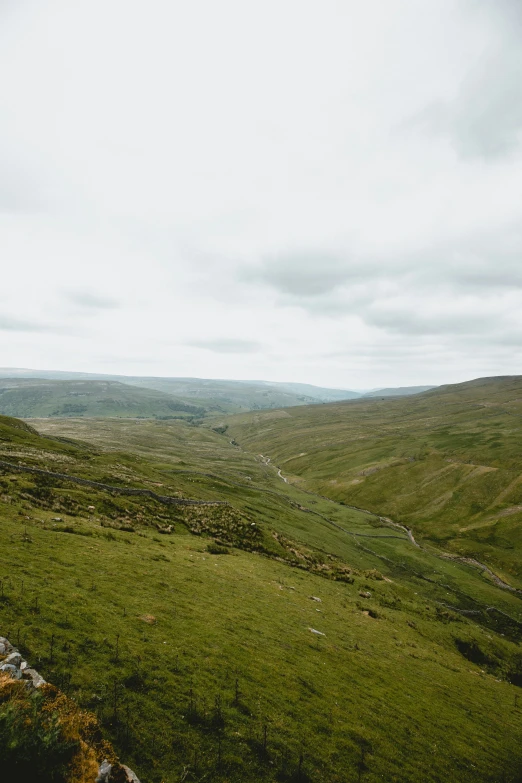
[224,376,522,584]
[0,379,204,419]
[6,413,520,782]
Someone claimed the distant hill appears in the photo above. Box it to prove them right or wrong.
[256,380,361,402]
[0,378,205,419]
[0,368,438,412]
[362,385,436,398]
[121,377,324,411]
[0,369,361,412]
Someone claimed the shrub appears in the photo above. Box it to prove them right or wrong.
[0,675,107,783]
[207,542,230,555]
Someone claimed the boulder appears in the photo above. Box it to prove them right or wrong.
[0,663,22,679]
[121,766,141,782]
[0,639,13,654]
[96,760,112,783]
[4,651,22,667]
[22,668,46,688]
[97,761,141,783]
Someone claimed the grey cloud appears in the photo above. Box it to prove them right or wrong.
[0,314,56,332]
[411,16,522,160]
[66,291,120,309]
[414,230,522,290]
[257,225,522,310]
[363,307,499,337]
[245,253,362,297]
[188,338,263,354]
[244,227,522,350]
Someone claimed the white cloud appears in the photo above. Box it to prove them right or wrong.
[0,0,521,389]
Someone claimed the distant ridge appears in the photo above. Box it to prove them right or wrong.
[362,385,436,398]
[0,369,438,413]
[0,369,361,413]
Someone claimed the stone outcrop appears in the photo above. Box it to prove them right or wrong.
[0,635,141,783]
[96,760,141,782]
[0,637,46,689]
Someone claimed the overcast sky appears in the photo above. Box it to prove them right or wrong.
[0,0,521,389]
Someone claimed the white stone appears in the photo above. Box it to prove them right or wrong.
[96,760,112,783]
[0,663,22,679]
[4,652,22,667]
[22,669,46,688]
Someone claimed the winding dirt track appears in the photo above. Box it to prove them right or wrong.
[260,453,522,596]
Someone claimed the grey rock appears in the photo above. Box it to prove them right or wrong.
[5,651,22,667]
[20,661,28,670]
[96,761,141,783]
[96,760,112,783]
[121,765,141,782]
[0,638,13,653]
[22,668,46,688]
[0,643,6,655]
[0,663,22,679]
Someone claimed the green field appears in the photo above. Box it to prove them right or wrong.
[1,404,519,782]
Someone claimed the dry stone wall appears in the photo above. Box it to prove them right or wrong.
[0,459,229,507]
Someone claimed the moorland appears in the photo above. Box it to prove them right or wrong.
[1,375,522,782]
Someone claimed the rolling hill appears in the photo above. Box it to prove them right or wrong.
[0,378,205,419]
[0,369,439,414]
[0,370,359,413]
[225,375,522,584]
[9,406,521,782]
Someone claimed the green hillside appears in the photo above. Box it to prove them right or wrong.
[4,411,519,782]
[224,376,522,584]
[0,379,204,419]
